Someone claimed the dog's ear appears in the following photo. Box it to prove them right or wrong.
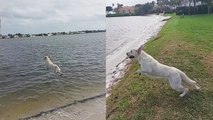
[137,45,144,54]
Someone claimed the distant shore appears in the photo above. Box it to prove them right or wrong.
[0,29,106,39]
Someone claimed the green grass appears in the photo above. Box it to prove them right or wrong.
[107,14,213,120]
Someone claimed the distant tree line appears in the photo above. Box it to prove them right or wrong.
[106,0,213,17]
[135,1,157,15]
[175,0,213,15]
[0,30,106,39]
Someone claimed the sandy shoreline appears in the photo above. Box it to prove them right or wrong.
[106,15,171,95]
[19,94,105,120]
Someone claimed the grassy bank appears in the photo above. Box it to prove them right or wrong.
[107,14,213,120]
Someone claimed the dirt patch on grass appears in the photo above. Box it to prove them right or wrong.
[156,40,191,63]
[199,53,213,76]
[187,48,213,77]
[153,106,164,120]
[162,41,191,55]
[155,39,212,77]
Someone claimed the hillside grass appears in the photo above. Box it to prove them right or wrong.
[107,14,213,120]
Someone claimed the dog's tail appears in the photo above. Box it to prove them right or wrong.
[179,70,196,85]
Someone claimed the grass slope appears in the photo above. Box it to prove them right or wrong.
[107,14,213,120]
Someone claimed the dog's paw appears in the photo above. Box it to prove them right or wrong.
[134,72,141,75]
[135,69,142,75]
[179,94,185,97]
[179,93,188,97]
[179,88,189,97]
[195,85,200,91]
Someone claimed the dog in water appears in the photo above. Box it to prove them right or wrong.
[126,45,200,97]
[44,56,63,76]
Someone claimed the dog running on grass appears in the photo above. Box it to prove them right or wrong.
[126,45,200,97]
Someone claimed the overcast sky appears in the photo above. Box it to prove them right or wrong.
[0,0,105,34]
[106,0,156,6]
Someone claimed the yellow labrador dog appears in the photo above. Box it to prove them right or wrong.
[126,45,200,97]
[44,56,63,76]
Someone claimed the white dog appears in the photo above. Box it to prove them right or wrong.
[44,56,63,76]
[126,45,200,97]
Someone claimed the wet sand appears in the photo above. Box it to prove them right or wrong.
[20,94,105,120]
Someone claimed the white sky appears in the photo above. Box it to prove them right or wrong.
[0,0,105,34]
[106,0,156,6]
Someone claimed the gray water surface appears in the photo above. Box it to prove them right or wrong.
[0,33,105,120]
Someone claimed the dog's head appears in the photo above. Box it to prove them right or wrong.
[44,56,49,60]
[126,45,144,59]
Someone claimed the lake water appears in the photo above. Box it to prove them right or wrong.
[0,33,105,120]
[106,15,163,55]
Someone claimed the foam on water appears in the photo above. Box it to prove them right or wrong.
[20,94,105,120]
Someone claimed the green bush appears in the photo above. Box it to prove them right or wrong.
[176,5,211,15]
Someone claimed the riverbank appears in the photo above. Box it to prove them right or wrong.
[106,15,170,95]
[107,14,213,119]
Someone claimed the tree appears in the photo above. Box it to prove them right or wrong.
[143,3,154,13]
[205,0,213,14]
[170,0,178,7]
[106,6,113,14]
[188,0,192,15]
[199,0,213,14]
[135,4,143,15]
[199,0,205,5]
[16,33,22,37]
[135,2,155,15]
[177,0,184,6]
[151,1,156,6]
[157,0,170,12]
[114,3,123,14]
[193,0,197,14]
